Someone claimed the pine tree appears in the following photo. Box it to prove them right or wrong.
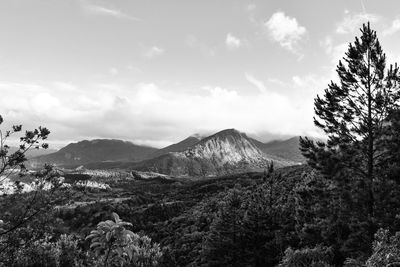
[202,188,246,266]
[300,23,400,219]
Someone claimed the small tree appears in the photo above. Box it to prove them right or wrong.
[86,212,162,267]
[0,115,54,235]
[0,114,71,265]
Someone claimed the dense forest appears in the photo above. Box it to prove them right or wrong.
[2,23,400,266]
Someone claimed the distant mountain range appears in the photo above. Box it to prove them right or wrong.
[28,139,157,168]
[8,146,58,159]
[250,136,305,163]
[28,129,307,177]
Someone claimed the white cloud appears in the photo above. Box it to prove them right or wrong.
[225,33,242,49]
[264,12,306,53]
[321,36,348,64]
[82,3,141,21]
[245,73,266,93]
[290,73,333,138]
[0,80,319,148]
[383,19,400,36]
[185,35,216,57]
[109,67,118,76]
[330,43,348,64]
[267,78,288,88]
[144,46,165,58]
[336,12,379,34]
[292,75,323,89]
[247,4,256,11]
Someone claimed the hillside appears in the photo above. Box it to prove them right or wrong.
[252,136,305,163]
[8,146,58,159]
[28,139,157,168]
[149,136,201,158]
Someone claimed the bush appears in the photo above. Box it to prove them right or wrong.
[278,245,334,267]
[86,212,162,266]
[364,229,400,267]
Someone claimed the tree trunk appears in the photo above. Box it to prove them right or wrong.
[367,40,374,220]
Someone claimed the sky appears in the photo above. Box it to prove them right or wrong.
[1,0,400,148]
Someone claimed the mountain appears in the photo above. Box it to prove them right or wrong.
[251,136,305,163]
[28,139,157,168]
[149,136,202,158]
[8,146,58,159]
[130,129,292,177]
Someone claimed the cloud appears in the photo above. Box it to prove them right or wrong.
[264,11,306,54]
[82,3,141,21]
[267,78,288,88]
[185,35,216,57]
[321,36,348,64]
[247,3,256,11]
[383,18,400,36]
[245,73,266,93]
[0,80,319,148]
[144,46,165,58]
[225,33,242,49]
[109,67,118,76]
[336,12,379,34]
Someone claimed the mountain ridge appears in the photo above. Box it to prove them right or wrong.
[149,136,201,158]
[28,129,307,175]
[130,129,291,177]
[28,139,157,168]
[251,136,306,163]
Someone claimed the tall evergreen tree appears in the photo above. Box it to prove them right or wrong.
[300,23,400,219]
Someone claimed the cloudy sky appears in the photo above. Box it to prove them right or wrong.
[1,0,400,148]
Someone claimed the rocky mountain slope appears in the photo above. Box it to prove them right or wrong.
[132,129,291,177]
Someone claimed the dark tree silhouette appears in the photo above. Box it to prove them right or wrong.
[300,23,400,219]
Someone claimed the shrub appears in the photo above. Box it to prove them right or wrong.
[86,212,162,266]
[364,229,400,267]
[278,245,334,267]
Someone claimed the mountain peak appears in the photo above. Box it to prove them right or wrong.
[182,128,264,164]
[217,128,241,134]
[190,133,204,140]
[207,128,245,140]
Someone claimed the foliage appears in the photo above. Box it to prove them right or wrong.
[364,229,400,267]
[86,212,162,267]
[5,233,86,267]
[278,245,334,267]
[300,22,400,219]
[13,234,61,267]
[298,23,400,263]
[0,114,50,176]
[199,168,300,266]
